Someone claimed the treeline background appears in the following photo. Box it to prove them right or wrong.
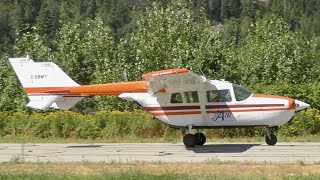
[0,0,319,113]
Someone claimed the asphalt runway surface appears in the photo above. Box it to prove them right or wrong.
[1,142,319,163]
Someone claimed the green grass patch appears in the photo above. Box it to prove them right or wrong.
[0,172,319,180]
[0,172,191,180]
[0,162,320,179]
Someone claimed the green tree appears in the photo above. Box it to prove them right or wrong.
[235,15,319,84]
[117,1,226,81]
[0,54,27,111]
[54,17,117,112]
[36,0,61,40]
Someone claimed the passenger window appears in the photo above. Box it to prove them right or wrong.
[207,91,219,102]
[170,93,183,103]
[207,90,232,102]
[184,91,199,103]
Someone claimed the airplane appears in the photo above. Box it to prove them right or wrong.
[9,56,310,147]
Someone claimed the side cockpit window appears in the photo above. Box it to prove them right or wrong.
[170,93,183,103]
[207,90,232,102]
[233,84,252,101]
[184,91,199,103]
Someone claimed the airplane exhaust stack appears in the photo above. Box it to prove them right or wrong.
[294,100,310,111]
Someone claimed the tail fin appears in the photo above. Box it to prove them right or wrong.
[9,56,84,110]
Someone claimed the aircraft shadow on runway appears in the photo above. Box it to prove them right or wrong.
[186,143,260,153]
[66,145,103,148]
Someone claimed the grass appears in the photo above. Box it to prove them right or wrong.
[0,134,320,143]
[0,162,320,179]
[3,173,320,180]
[0,172,191,180]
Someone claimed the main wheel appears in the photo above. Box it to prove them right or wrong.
[194,132,206,145]
[265,134,277,145]
[183,134,196,147]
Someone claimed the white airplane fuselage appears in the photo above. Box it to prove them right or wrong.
[120,80,306,128]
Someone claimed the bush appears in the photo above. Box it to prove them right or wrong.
[278,108,320,136]
[248,83,320,109]
[0,109,319,140]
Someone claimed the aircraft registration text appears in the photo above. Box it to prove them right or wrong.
[30,75,47,79]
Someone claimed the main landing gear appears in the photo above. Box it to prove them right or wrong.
[183,125,206,147]
[265,127,277,146]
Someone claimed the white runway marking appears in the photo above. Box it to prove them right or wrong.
[1,142,320,163]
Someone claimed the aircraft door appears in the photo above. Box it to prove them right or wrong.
[204,89,235,124]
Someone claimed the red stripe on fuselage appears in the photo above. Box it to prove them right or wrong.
[150,111,201,116]
[205,104,284,109]
[144,106,200,111]
[206,107,291,113]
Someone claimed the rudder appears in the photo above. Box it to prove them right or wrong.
[9,56,83,110]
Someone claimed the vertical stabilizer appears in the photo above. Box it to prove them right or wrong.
[9,57,83,110]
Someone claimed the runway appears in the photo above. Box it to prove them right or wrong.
[1,142,320,163]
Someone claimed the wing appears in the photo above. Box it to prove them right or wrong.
[142,68,209,95]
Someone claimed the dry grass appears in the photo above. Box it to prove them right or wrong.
[1,162,320,178]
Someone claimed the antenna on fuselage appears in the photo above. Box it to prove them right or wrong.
[199,69,207,79]
[123,69,128,82]
[26,53,31,61]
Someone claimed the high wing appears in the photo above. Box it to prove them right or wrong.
[142,68,209,95]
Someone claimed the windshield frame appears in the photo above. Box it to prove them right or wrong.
[232,84,252,101]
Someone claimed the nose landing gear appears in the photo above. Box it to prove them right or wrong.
[265,127,277,145]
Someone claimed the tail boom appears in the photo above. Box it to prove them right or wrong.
[24,81,148,96]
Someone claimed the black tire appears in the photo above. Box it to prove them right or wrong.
[183,134,196,147]
[194,132,206,145]
[265,134,277,145]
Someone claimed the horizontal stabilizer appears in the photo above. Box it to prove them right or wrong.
[50,96,85,110]
[27,95,60,110]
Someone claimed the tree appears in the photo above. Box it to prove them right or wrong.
[117,1,227,81]
[55,17,117,112]
[36,1,61,40]
[0,54,27,111]
[235,15,319,84]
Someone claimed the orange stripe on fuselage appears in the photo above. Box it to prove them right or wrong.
[24,81,149,95]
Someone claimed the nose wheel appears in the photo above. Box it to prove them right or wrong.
[265,128,277,145]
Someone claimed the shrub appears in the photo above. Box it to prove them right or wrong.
[0,109,318,140]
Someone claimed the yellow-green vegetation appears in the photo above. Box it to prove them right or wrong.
[0,162,320,180]
[0,108,319,143]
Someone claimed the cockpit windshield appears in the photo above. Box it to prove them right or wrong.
[233,84,252,101]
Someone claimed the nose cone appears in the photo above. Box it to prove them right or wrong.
[295,100,310,111]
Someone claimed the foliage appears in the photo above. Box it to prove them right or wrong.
[278,108,320,136]
[0,54,27,111]
[248,83,320,109]
[226,15,320,85]
[117,1,224,80]
[0,1,319,113]
[0,109,319,140]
